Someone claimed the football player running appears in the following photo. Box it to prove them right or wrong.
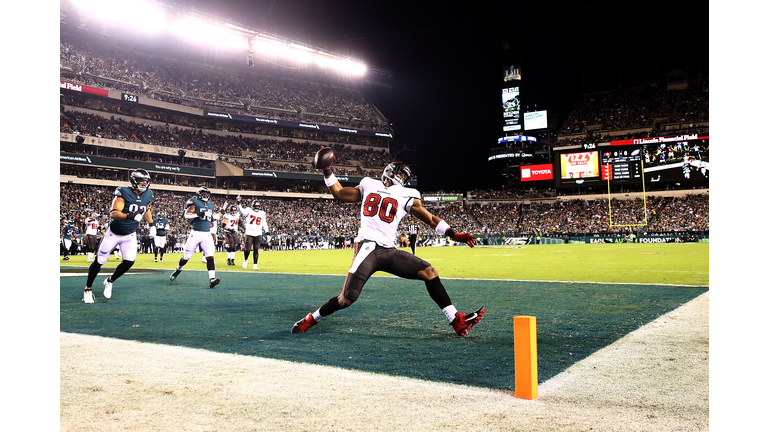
[82,169,154,304]
[169,186,220,289]
[200,205,222,263]
[236,197,270,270]
[291,158,484,337]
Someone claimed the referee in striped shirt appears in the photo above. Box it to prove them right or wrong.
[407,222,419,255]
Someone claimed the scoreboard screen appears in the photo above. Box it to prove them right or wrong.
[611,134,709,183]
[502,87,521,132]
[560,151,600,179]
[601,146,643,183]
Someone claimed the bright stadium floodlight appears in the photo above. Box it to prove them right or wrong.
[314,53,366,76]
[168,16,249,50]
[70,0,168,34]
[250,36,285,57]
[339,59,367,76]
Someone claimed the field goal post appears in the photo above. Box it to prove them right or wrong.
[606,159,649,229]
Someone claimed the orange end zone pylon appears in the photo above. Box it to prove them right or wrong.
[514,316,538,399]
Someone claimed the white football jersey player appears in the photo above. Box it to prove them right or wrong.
[355,177,420,248]
[84,216,100,235]
[222,211,240,231]
[239,203,269,236]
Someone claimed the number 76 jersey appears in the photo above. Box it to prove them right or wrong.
[356,177,420,248]
[239,206,269,236]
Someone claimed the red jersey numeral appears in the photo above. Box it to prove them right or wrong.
[363,193,397,223]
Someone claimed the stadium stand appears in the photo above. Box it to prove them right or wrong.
[59,16,708,250]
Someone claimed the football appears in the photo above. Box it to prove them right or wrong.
[312,147,335,170]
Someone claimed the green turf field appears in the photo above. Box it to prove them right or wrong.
[61,242,709,285]
[60,243,708,390]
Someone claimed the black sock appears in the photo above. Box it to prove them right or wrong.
[425,277,452,309]
[85,260,102,288]
[111,260,134,282]
[319,296,345,317]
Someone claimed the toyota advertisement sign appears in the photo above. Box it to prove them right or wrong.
[520,163,554,181]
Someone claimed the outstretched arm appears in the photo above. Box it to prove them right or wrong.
[410,199,476,247]
[326,178,361,202]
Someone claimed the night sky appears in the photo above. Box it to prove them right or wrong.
[181,0,709,191]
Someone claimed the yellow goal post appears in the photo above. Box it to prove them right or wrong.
[606,159,649,228]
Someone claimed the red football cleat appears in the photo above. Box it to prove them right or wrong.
[451,307,485,337]
[291,313,318,334]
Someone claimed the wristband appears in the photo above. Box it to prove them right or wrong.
[435,220,450,235]
[324,173,338,187]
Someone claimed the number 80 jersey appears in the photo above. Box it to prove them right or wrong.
[355,177,420,248]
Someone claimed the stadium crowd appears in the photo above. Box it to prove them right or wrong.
[60,31,386,131]
[60,181,709,257]
[60,108,395,180]
[557,80,708,142]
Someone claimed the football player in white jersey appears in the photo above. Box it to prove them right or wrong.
[237,196,270,270]
[84,211,101,262]
[292,159,484,337]
[222,205,241,266]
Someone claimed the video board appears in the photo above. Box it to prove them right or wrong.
[502,87,521,132]
[601,146,643,183]
[639,136,709,183]
[560,151,600,180]
[556,134,710,188]
[523,110,547,131]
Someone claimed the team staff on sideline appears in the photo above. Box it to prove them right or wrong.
[82,169,154,304]
[407,220,419,255]
[84,211,101,263]
[292,158,485,337]
[152,211,170,262]
[237,196,270,270]
[169,187,221,289]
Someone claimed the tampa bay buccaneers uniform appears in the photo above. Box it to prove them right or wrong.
[222,206,241,266]
[237,198,270,270]
[291,161,484,337]
[84,212,101,262]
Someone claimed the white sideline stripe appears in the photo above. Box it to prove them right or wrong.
[60,269,708,288]
[60,272,153,277]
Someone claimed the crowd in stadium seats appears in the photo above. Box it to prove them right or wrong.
[60,108,396,180]
[558,81,708,137]
[60,32,386,131]
[60,183,708,255]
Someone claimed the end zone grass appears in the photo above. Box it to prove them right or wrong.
[61,242,709,286]
[60,243,708,390]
